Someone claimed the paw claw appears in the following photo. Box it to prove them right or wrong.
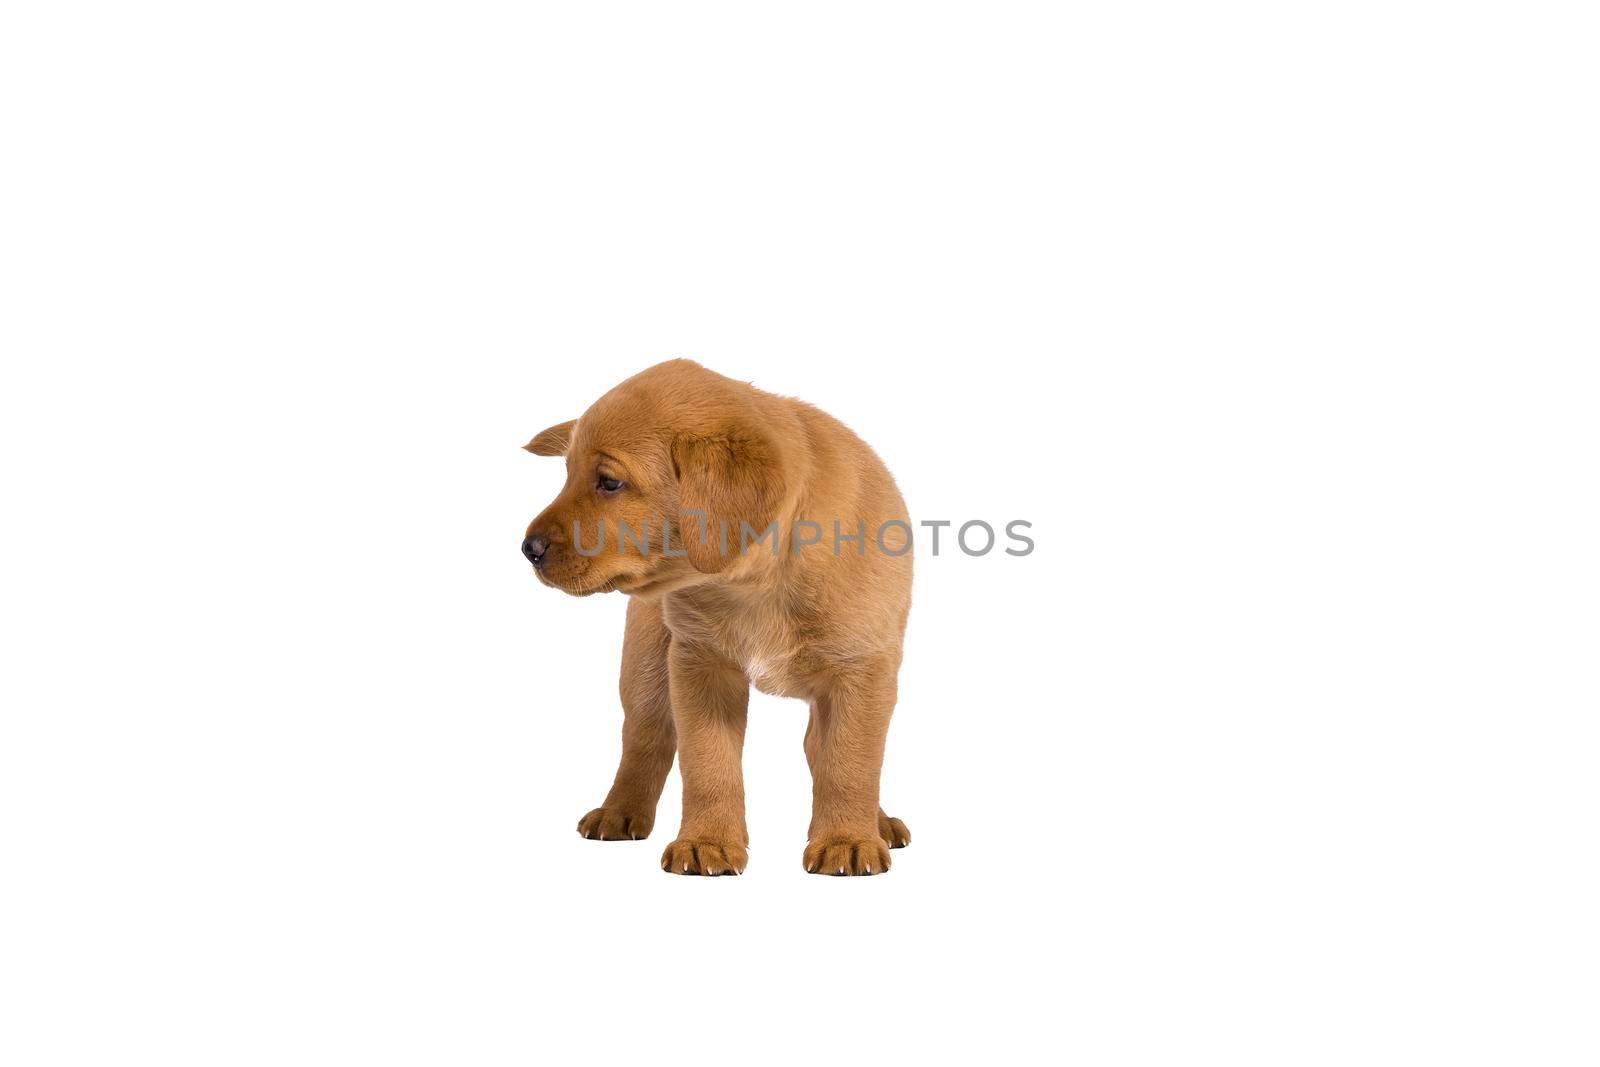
[578,806,654,841]
[803,835,892,877]
[877,813,912,850]
[660,838,748,876]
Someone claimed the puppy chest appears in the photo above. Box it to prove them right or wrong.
[742,651,799,696]
[662,593,810,697]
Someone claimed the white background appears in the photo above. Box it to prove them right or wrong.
[2,3,1596,1064]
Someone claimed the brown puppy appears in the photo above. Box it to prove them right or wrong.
[522,359,912,875]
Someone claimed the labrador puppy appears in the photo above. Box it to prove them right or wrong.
[521,359,912,875]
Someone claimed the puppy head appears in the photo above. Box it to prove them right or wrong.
[521,360,788,596]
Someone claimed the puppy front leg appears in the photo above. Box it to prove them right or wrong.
[660,642,750,876]
[806,706,911,852]
[577,597,676,841]
[804,661,897,876]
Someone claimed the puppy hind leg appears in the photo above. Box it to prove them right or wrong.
[876,809,912,850]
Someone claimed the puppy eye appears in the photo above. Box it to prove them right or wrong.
[597,476,624,493]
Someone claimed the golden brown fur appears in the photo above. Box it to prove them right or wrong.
[523,359,912,875]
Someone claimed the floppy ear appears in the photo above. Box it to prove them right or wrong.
[523,420,576,456]
[673,424,785,573]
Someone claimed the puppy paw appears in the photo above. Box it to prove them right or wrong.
[577,807,653,841]
[877,812,911,849]
[803,836,892,876]
[660,838,748,876]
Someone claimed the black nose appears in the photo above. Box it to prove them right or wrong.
[522,535,548,567]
